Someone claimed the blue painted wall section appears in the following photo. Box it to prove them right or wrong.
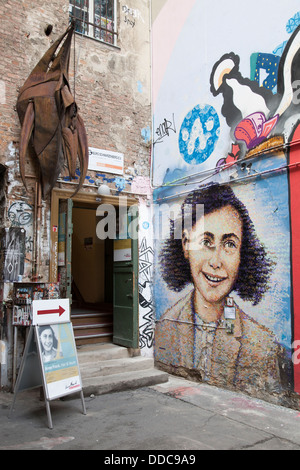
[178,105,220,165]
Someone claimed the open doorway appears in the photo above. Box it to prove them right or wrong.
[71,204,114,345]
[50,188,139,350]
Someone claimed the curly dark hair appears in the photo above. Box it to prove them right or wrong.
[38,325,58,350]
[159,183,274,305]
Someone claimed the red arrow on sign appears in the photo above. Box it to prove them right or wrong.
[37,305,65,317]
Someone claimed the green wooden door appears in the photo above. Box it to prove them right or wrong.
[58,198,73,302]
[113,237,138,348]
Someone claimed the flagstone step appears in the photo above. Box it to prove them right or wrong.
[76,343,169,396]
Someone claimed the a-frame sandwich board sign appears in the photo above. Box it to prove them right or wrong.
[10,299,86,429]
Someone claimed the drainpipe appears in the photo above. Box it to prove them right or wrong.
[32,179,42,281]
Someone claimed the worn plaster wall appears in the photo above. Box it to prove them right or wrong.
[73,0,152,180]
[0,0,151,283]
[0,0,152,388]
[152,1,300,409]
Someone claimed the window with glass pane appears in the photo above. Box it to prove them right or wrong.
[69,0,116,45]
[69,0,89,35]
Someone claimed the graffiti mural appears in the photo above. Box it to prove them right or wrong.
[209,22,300,158]
[139,237,154,350]
[0,227,25,282]
[178,104,220,165]
[155,183,292,399]
[7,201,34,280]
[7,201,33,227]
[152,2,300,406]
[138,200,155,357]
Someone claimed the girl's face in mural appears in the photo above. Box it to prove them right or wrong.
[40,328,54,353]
[182,205,242,306]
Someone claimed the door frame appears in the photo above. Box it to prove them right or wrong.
[50,188,139,347]
[113,236,139,348]
[49,188,137,283]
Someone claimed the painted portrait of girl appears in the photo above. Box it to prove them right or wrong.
[155,183,292,402]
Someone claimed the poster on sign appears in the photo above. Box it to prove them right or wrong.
[35,322,82,400]
[10,299,86,429]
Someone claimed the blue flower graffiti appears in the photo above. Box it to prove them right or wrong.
[178,104,220,165]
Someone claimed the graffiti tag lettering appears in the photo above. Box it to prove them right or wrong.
[154,114,176,145]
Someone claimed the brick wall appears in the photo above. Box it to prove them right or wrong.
[0,0,151,282]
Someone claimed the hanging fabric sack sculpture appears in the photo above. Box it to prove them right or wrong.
[16,23,88,199]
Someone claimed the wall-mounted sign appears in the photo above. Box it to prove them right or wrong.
[88,147,124,175]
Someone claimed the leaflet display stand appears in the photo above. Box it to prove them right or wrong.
[10,299,86,429]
